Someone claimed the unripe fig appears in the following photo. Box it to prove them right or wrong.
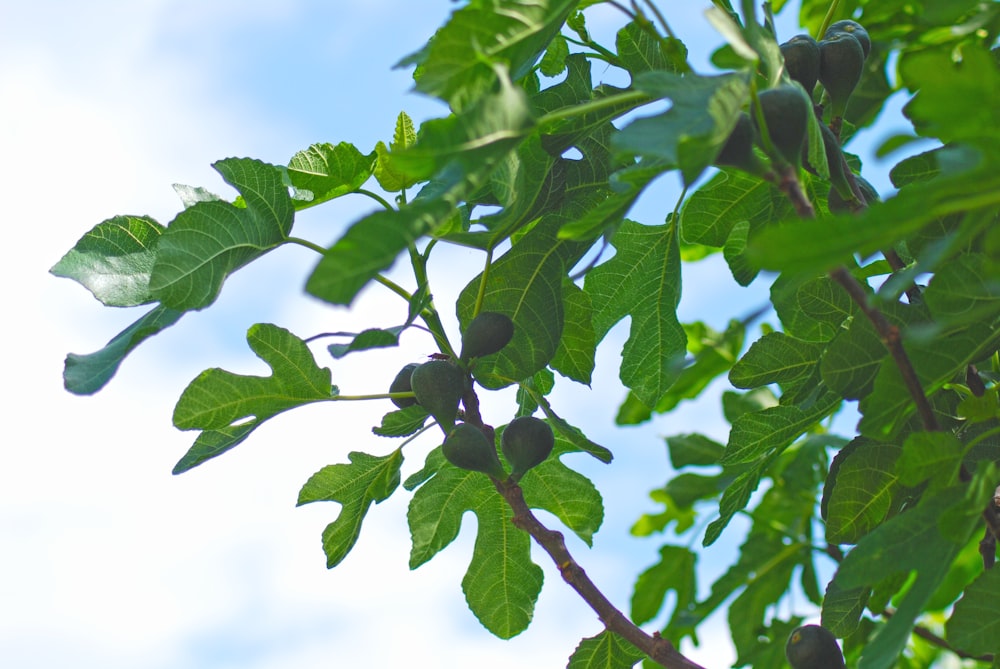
[714,112,769,176]
[755,86,810,168]
[828,175,879,214]
[780,34,821,97]
[818,122,855,205]
[819,32,865,119]
[785,625,845,669]
[388,362,420,408]
[824,20,870,59]
[410,359,466,432]
[460,311,514,361]
[442,423,505,478]
[501,416,554,481]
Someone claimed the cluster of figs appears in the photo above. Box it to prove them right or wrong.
[388,311,554,483]
[716,19,877,212]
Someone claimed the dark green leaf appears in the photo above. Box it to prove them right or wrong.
[730,332,824,390]
[149,158,294,311]
[859,323,1000,439]
[721,389,840,465]
[407,452,543,639]
[297,450,403,568]
[824,439,902,544]
[550,279,596,384]
[614,72,749,184]
[306,200,449,306]
[398,0,578,109]
[680,169,787,247]
[64,305,184,395]
[586,219,687,407]
[945,568,1000,656]
[519,438,604,546]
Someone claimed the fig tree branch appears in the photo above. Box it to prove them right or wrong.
[494,477,708,669]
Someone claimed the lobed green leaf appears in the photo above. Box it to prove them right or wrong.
[297,450,403,568]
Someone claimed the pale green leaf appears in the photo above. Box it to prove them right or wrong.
[567,630,645,669]
[50,215,165,307]
[297,450,403,568]
[172,324,333,471]
[287,142,373,205]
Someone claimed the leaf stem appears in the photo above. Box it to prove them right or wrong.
[375,274,413,302]
[829,266,938,431]
[285,236,328,254]
[816,0,842,40]
[472,247,495,318]
[356,188,396,211]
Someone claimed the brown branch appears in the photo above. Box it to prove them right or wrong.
[882,608,995,663]
[494,478,708,669]
[828,266,940,431]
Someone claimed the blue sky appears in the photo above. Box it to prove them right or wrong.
[0,1,921,667]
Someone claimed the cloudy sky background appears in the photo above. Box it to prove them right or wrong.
[0,2,922,667]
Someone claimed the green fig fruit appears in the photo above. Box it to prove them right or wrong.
[410,359,466,432]
[442,423,505,478]
[819,32,865,119]
[460,311,514,361]
[755,86,810,168]
[824,20,870,59]
[785,625,846,669]
[828,174,879,214]
[501,416,554,481]
[818,122,856,204]
[780,34,821,97]
[715,112,770,176]
[388,362,420,408]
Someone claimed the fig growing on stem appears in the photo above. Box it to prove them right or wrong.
[388,362,420,408]
[819,32,865,120]
[460,311,514,361]
[754,85,810,169]
[501,416,554,481]
[442,423,505,478]
[714,112,769,177]
[780,34,821,97]
[785,625,846,669]
[410,359,466,432]
[824,19,870,59]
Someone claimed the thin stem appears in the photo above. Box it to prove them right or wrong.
[829,267,939,431]
[285,236,327,254]
[375,274,413,302]
[643,0,676,40]
[472,247,494,317]
[357,188,395,211]
[815,0,843,40]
